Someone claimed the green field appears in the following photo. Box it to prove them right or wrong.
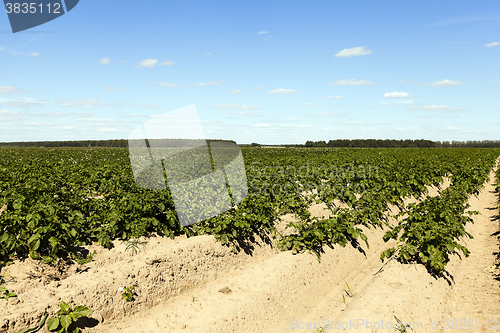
[0,147,499,275]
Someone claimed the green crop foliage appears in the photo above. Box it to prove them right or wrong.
[122,238,147,255]
[0,147,498,277]
[122,286,135,301]
[46,301,89,333]
[0,286,16,300]
[394,316,414,332]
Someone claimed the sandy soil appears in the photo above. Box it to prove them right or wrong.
[0,169,498,333]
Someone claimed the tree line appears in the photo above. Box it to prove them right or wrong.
[301,139,500,148]
[0,139,236,148]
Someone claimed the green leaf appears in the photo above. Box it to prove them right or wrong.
[59,301,70,313]
[59,314,74,329]
[47,317,60,331]
[72,305,89,318]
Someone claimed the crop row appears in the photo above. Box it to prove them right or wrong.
[0,147,499,276]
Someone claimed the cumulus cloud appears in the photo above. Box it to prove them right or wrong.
[485,42,500,47]
[195,81,224,86]
[335,46,372,57]
[428,79,463,86]
[257,31,268,34]
[298,103,311,107]
[0,86,22,94]
[99,58,110,65]
[104,86,123,91]
[161,60,175,66]
[330,79,374,85]
[138,58,158,68]
[212,103,261,110]
[383,92,411,98]
[267,88,298,94]
[326,95,343,99]
[423,105,465,112]
[228,90,242,94]
[30,52,40,57]
[255,123,271,127]
[153,81,178,88]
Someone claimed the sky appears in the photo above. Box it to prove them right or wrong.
[0,0,499,145]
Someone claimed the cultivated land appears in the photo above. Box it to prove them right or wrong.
[0,147,499,332]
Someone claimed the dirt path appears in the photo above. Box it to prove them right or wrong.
[295,160,500,333]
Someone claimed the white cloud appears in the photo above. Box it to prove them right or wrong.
[326,95,343,99]
[306,112,347,117]
[99,58,110,65]
[206,53,212,56]
[228,90,242,94]
[485,42,500,47]
[77,117,115,122]
[153,81,178,88]
[383,92,411,98]
[423,105,465,112]
[195,81,224,86]
[138,58,158,68]
[98,128,119,132]
[104,86,123,91]
[222,111,261,117]
[5,99,45,107]
[26,111,70,118]
[134,103,159,108]
[161,60,175,66]
[212,103,261,110]
[335,46,372,57]
[429,79,463,86]
[257,31,268,34]
[55,99,114,107]
[30,52,40,57]
[267,88,298,94]
[0,110,23,120]
[298,103,311,107]
[0,86,22,94]
[429,15,500,27]
[255,123,270,127]
[330,79,374,85]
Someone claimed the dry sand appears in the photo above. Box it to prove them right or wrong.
[0,169,498,332]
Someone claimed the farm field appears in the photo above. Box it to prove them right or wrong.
[1,147,500,332]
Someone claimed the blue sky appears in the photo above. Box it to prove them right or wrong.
[1,0,499,144]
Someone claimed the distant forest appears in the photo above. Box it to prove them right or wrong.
[1,138,500,148]
[302,139,500,148]
[0,139,235,148]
